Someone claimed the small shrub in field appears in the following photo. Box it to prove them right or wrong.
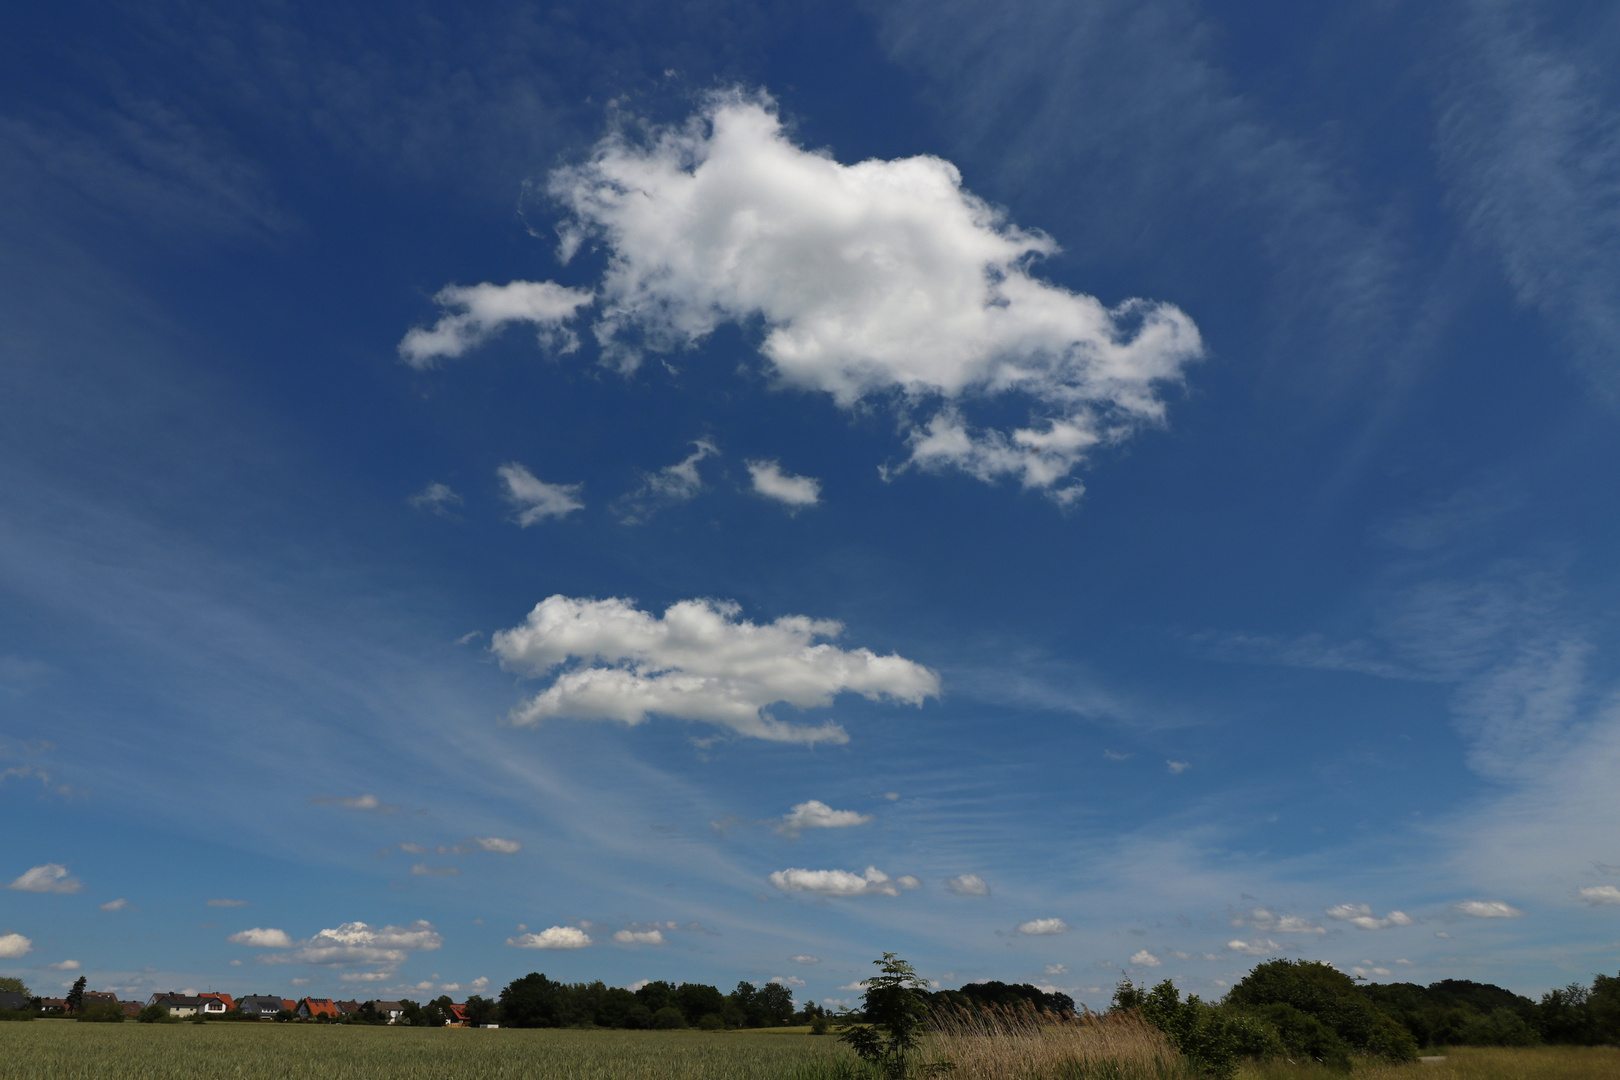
[1246,1003,1350,1071]
[135,1004,175,1024]
[77,1002,125,1023]
[697,1013,725,1031]
[652,1006,686,1029]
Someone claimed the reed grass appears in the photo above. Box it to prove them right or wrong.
[918,1002,1198,1080]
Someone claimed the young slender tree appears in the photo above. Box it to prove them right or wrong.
[839,953,931,1080]
[66,976,87,1015]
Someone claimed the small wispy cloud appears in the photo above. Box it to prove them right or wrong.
[410,864,460,877]
[1227,938,1281,956]
[507,926,591,950]
[408,482,464,516]
[944,873,991,896]
[1166,760,1190,774]
[1324,904,1412,930]
[99,898,128,912]
[1016,918,1068,936]
[1451,900,1524,919]
[747,460,821,509]
[617,440,717,524]
[775,800,873,836]
[497,463,584,525]
[7,863,82,894]
[313,794,398,813]
[1578,885,1620,905]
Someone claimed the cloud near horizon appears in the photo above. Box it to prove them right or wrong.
[405,92,1202,502]
[492,595,939,743]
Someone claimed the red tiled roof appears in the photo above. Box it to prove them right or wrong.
[300,997,340,1018]
[200,993,235,1010]
[282,999,298,1011]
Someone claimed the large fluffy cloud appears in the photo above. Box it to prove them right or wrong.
[0,932,31,958]
[769,866,914,897]
[492,595,939,743]
[259,921,443,967]
[408,92,1201,501]
[7,863,82,894]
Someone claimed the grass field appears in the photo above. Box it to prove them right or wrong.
[0,1023,855,1080]
[2,1022,1616,1080]
[1237,1046,1620,1080]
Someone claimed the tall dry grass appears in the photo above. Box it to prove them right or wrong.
[917,1003,1197,1080]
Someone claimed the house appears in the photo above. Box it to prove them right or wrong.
[199,992,235,1013]
[84,991,120,1008]
[121,1000,143,1018]
[239,995,285,1018]
[367,1000,405,1024]
[446,1002,469,1026]
[296,997,340,1019]
[334,999,361,1017]
[282,999,298,1013]
[148,993,213,1018]
[37,998,66,1013]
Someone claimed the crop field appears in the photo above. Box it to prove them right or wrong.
[0,1023,855,1080]
[3,1022,1617,1080]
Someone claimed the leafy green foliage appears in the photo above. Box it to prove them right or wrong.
[838,952,931,1080]
[0,976,31,997]
[66,976,87,1014]
[136,1003,175,1024]
[1226,960,1418,1062]
[77,1000,126,1023]
[1114,976,1239,1079]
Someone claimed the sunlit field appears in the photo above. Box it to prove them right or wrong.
[0,1023,854,1080]
[3,1022,1616,1080]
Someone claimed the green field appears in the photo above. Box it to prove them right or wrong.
[3,1023,1618,1080]
[0,1023,857,1080]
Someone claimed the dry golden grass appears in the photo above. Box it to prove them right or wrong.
[919,1003,1197,1079]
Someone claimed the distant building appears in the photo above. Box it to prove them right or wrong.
[368,1000,405,1023]
[296,997,340,1019]
[239,995,285,1018]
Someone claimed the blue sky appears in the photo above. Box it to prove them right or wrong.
[3,0,1619,1009]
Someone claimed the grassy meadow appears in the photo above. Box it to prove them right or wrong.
[1,1020,1616,1080]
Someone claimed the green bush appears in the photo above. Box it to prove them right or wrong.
[652,1006,686,1029]
[1226,960,1418,1063]
[77,1002,126,1023]
[0,1009,35,1022]
[697,1013,725,1031]
[136,1004,177,1024]
[1248,1003,1351,1070]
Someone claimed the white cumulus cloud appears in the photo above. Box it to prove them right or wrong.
[1130,950,1162,968]
[770,975,806,987]
[748,461,821,508]
[0,933,31,958]
[47,959,81,971]
[270,921,443,967]
[1324,904,1413,931]
[228,927,295,948]
[415,93,1200,502]
[99,898,128,912]
[7,863,82,894]
[770,866,907,897]
[791,955,820,964]
[497,463,584,525]
[1227,939,1282,956]
[1452,900,1524,918]
[613,929,666,945]
[1578,885,1620,905]
[492,595,939,744]
[1016,918,1068,936]
[508,926,592,950]
[776,799,873,836]
[944,873,991,896]
[399,281,594,367]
